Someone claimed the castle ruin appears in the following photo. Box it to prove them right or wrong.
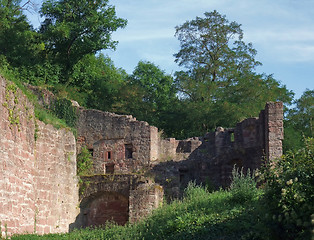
[0,75,283,235]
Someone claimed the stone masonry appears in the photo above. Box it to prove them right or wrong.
[0,76,79,236]
[0,75,284,235]
[152,102,283,199]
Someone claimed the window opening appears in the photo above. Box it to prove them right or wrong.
[231,158,243,169]
[125,144,133,159]
[230,132,235,142]
[88,148,94,157]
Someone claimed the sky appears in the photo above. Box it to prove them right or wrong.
[25,0,314,99]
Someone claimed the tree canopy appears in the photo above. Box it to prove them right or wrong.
[284,89,314,152]
[39,0,127,82]
[0,0,42,67]
[173,11,293,137]
[0,3,307,147]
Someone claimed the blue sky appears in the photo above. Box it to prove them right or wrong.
[25,0,314,99]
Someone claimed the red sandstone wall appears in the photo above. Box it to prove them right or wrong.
[0,76,79,236]
[76,109,154,174]
[129,181,163,223]
[265,102,284,161]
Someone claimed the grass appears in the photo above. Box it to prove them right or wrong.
[10,181,265,240]
[0,61,76,132]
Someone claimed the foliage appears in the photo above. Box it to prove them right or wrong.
[283,89,313,152]
[173,11,293,136]
[17,61,63,86]
[174,10,260,87]
[72,54,127,110]
[228,167,259,204]
[114,61,179,137]
[39,0,127,82]
[0,0,43,68]
[51,98,77,128]
[260,137,314,240]
[77,146,94,176]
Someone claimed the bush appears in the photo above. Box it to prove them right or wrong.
[261,137,314,240]
[229,166,259,203]
[183,181,209,202]
[77,146,94,176]
[51,98,78,128]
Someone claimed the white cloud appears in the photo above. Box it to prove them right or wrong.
[245,28,314,62]
[275,44,314,62]
[113,28,174,42]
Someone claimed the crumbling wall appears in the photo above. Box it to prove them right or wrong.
[129,179,163,223]
[153,102,284,194]
[0,74,284,236]
[76,109,158,174]
[264,102,284,161]
[0,76,79,236]
[73,175,163,228]
[158,138,202,161]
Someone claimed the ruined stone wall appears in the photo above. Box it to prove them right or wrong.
[129,179,163,223]
[0,76,79,236]
[76,109,158,174]
[152,102,283,194]
[0,74,284,235]
[158,138,202,162]
[265,102,284,161]
[196,102,283,187]
[74,175,163,228]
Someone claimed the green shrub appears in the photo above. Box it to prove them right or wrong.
[77,146,94,176]
[51,98,78,128]
[183,181,209,202]
[261,137,314,240]
[229,166,259,203]
[17,62,62,86]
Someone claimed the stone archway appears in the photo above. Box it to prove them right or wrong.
[83,192,129,227]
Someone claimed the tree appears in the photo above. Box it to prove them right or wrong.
[174,10,261,100]
[0,0,43,67]
[174,11,293,136]
[114,61,178,136]
[39,0,127,83]
[76,54,127,111]
[284,89,314,152]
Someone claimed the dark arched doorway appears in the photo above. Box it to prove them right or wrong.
[83,192,129,227]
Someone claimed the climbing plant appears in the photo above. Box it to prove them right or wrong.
[51,98,77,128]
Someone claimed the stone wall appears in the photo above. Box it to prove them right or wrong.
[158,138,202,161]
[72,175,163,228]
[152,102,283,196]
[0,74,284,235]
[0,76,79,236]
[265,102,284,161]
[76,109,158,174]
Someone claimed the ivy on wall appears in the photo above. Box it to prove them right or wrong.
[3,83,20,130]
[51,98,78,128]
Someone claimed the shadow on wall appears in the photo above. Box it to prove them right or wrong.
[69,191,129,230]
[69,174,163,230]
[69,175,131,230]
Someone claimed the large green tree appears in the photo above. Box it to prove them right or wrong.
[0,0,42,67]
[69,53,127,110]
[174,11,293,136]
[39,0,127,83]
[114,61,178,136]
[284,89,314,152]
